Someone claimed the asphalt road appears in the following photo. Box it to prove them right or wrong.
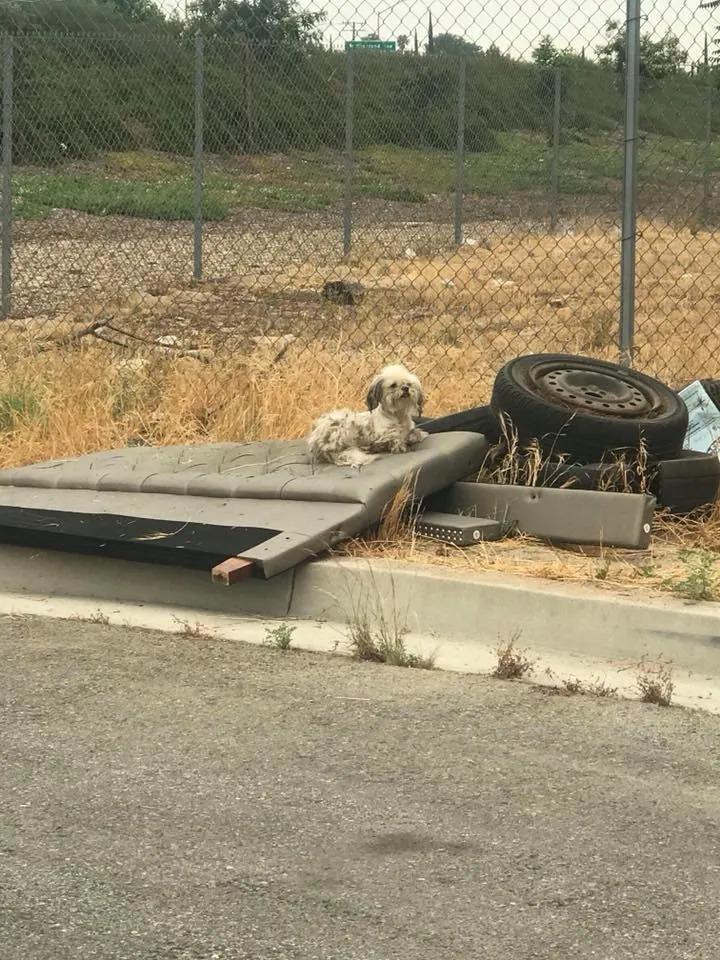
[2,615,720,960]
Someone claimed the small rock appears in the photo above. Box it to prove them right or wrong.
[156,335,180,347]
[321,280,365,306]
[548,296,566,308]
[404,247,417,259]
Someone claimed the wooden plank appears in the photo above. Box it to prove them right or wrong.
[211,557,254,586]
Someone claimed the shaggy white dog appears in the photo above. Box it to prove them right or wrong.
[307,364,428,468]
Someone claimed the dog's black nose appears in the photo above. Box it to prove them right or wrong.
[401,385,410,395]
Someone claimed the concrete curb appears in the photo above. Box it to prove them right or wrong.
[1,545,719,712]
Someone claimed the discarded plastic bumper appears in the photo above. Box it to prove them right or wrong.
[426,482,655,550]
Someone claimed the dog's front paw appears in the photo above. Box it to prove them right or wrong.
[408,428,429,446]
[388,440,409,454]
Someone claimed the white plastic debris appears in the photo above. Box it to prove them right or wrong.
[404,247,417,259]
[679,380,720,457]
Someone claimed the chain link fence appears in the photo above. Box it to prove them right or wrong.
[0,0,718,413]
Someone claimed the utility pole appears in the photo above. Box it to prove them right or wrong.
[341,20,364,40]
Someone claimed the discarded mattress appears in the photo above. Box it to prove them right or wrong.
[0,434,487,578]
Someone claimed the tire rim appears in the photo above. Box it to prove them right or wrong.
[534,365,654,418]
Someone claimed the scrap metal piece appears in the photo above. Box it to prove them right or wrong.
[415,511,508,545]
[426,482,655,550]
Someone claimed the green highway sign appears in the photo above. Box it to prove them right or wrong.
[345,40,396,51]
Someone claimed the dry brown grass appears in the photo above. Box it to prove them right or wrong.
[264,216,720,388]
[3,218,720,600]
[347,512,720,601]
[2,337,719,600]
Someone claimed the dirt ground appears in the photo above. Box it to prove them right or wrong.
[8,204,720,392]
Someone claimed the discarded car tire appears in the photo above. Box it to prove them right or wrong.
[419,405,500,444]
[491,354,688,463]
[653,450,720,515]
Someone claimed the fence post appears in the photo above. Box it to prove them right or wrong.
[343,47,354,258]
[702,71,713,226]
[454,57,466,246]
[193,31,204,281]
[549,66,561,234]
[619,0,641,365]
[1,35,13,319]
[244,41,255,153]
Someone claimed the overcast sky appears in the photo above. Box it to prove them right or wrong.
[322,0,716,61]
[160,0,718,62]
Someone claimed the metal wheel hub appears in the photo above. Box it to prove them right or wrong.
[539,367,652,417]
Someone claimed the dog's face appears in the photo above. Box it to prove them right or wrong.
[366,364,424,419]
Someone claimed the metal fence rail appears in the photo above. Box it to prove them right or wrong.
[0,0,718,397]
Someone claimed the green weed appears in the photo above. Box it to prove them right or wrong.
[666,549,718,601]
[264,623,296,651]
[0,388,42,432]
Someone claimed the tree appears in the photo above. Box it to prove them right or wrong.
[100,0,164,20]
[532,36,584,69]
[430,32,480,57]
[396,34,408,53]
[427,10,434,54]
[532,35,559,67]
[700,2,720,64]
[190,0,324,48]
[0,0,166,33]
[596,20,688,79]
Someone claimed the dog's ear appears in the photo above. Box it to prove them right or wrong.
[410,385,424,418]
[366,376,384,410]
